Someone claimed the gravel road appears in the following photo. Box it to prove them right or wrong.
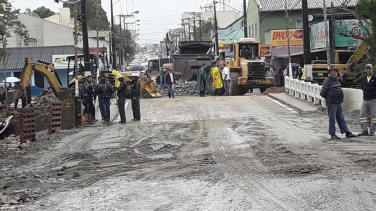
[2,94,376,211]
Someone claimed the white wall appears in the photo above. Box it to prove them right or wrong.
[182,11,240,28]
[7,14,74,48]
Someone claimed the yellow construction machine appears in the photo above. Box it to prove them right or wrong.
[219,38,274,95]
[7,58,68,104]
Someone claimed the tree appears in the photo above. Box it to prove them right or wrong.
[63,0,110,31]
[195,20,214,41]
[32,6,56,18]
[113,24,136,68]
[0,0,28,59]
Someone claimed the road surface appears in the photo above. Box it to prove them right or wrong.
[2,94,376,211]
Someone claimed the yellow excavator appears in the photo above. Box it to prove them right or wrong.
[7,58,68,104]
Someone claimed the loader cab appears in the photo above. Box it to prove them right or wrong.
[238,42,260,60]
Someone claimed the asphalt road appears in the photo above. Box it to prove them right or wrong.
[2,94,376,211]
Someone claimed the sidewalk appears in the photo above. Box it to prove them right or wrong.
[268,93,319,112]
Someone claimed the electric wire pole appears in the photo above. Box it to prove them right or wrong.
[96,5,100,81]
[214,1,219,56]
[110,0,116,69]
[302,0,311,73]
[118,15,123,67]
[323,0,330,65]
[243,0,248,37]
[80,0,90,75]
[74,2,79,97]
[285,0,292,78]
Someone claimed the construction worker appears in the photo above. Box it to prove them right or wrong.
[359,64,376,136]
[95,77,114,125]
[211,64,223,96]
[320,65,357,139]
[114,74,128,124]
[130,73,141,121]
[83,75,96,124]
[197,64,207,97]
[164,68,177,98]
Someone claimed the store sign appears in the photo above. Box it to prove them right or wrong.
[271,29,303,48]
[310,21,329,49]
[52,54,75,69]
[260,45,271,57]
[334,19,371,47]
[219,42,233,53]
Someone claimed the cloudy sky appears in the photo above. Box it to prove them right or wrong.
[11,0,244,44]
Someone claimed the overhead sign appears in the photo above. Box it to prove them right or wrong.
[219,42,233,53]
[334,19,372,47]
[260,45,271,57]
[271,29,303,48]
[52,54,75,69]
[310,21,329,49]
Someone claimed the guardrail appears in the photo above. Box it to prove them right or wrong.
[285,77,327,108]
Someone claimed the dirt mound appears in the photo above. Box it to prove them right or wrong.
[262,87,285,95]
[33,88,58,108]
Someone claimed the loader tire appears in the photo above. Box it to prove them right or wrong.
[230,72,249,96]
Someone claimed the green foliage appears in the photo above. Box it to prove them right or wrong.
[32,6,56,18]
[63,0,109,31]
[114,24,136,65]
[356,0,376,60]
[195,20,214,40]
[0,0,28,60]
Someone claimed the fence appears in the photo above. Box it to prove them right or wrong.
[284,77,326,108]
[284,77,363,111]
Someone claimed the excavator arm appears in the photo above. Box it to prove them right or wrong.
[7,58,63,104]
[347,41,370,70]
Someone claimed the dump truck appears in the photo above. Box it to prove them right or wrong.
[172,41,214,81]
[219,38,274,95]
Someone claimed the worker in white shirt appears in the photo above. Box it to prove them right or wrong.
[222,63,231,96]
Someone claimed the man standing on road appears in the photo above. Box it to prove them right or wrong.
[320,66,357,139]
[359,64,376,136]
[83,75,96,125]
[197,64,207,97]
[164,68,177,98]
[222,63,231,96]
[114,74,128,124]
[211,64,223,96]
[95,77,114,125]
[130,73,141,121]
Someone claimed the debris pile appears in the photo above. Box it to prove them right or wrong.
[175,81,200,96]
[1,134,24,150]
[33,89,58,113]
[0,188,43,206]
[262,86,286,95]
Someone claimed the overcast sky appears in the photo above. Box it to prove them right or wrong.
[11,0,244,44]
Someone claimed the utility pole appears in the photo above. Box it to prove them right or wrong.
[302,0,311,67]
[214,2,219,56]
[329,2,336,64]
[187,18,191,41]
[110,0,116,69]
[74,2,79,97]
[2,37,8,113]
[323,0,330,65]
[199,16,202,41]
[96,5,100,81]
[118,15,123,67]
[181,19,186,41]
[285,0,292,78]
[193,17,196,41]
[80,0,90,75]
[243,0,248,37]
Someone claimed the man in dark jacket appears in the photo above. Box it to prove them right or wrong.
[83,75,96,124]
[130,73,141,121]
[114,74,128,124]
[164,68,177,98]
[320,66,357,139]
[359,64,376,136]
[95,77,114,124]
[0,86,5,105]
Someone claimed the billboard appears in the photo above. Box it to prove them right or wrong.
[260,45,271,57]
[310,21,329,49]
[52,54,75,69]
[271,29,303,48]
[334,19,371,47]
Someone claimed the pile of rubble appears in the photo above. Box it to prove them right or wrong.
[1,134,30,150]
[175,81,201,96]
[32,88,59,116]
[0,188,43,207]
[262,86,286,95]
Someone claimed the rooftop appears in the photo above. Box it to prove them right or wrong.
[258,0,358,12]
[0,46,82,70]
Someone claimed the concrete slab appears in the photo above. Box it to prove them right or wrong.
[268,93,320,112]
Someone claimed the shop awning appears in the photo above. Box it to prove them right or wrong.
[273,48,326,59]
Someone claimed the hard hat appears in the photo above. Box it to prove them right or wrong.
[327,65,339,73]
[116,74,123,79]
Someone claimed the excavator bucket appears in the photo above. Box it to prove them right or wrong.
[121,73,162,98]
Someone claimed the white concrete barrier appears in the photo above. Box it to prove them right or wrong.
[285,77,363,111]
[284,77,326,108]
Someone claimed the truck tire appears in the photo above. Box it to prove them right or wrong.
[230,72,249,96]
[207,75,225,96]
